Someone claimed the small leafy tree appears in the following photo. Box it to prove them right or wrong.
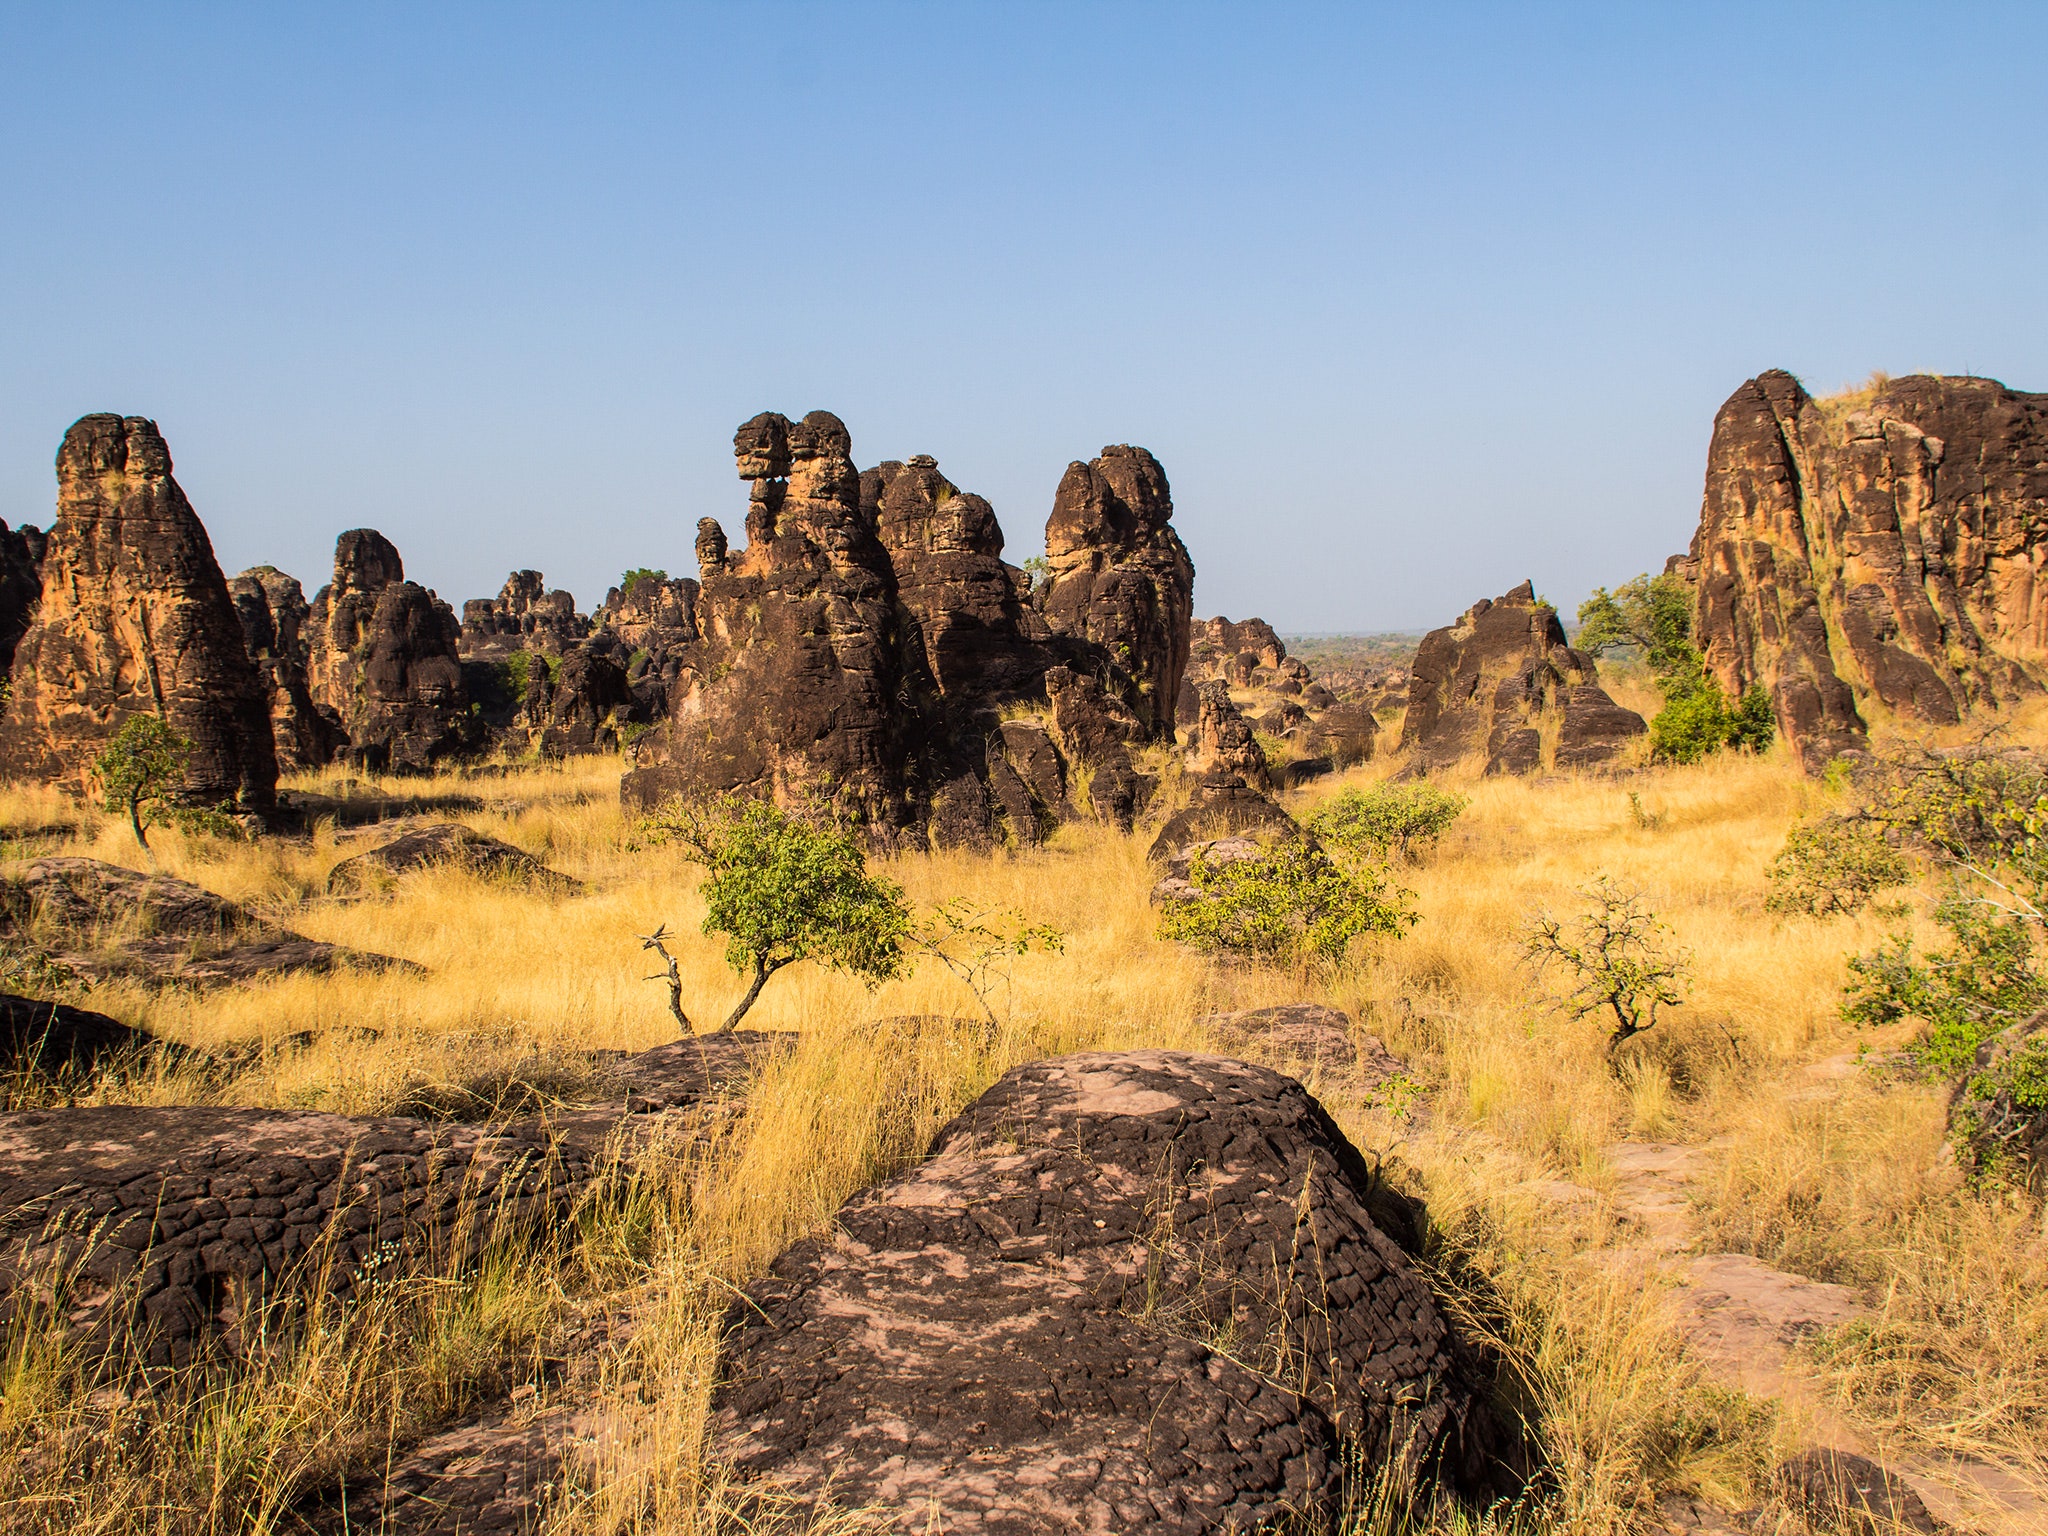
[1766,815,1910,917]
[1843,890,2046,1075]
[1156,836,1413,965]
[908,901,1065,1027]
[619,567,668,598]
[1578,574,1773,763]
[645,794,910,1031]
[1309,782,1469,865]
[91,716,191,852]
[1522,876,1692,1055]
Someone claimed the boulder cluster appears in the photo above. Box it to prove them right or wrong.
[1675,369,2048,770]
[619,410,1195,847]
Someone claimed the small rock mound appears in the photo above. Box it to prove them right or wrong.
[325,824,578,894]
[1198,1004,1409,1095]
[0,992,156,1073]
[0,856,413,985]
[1775,1448,1941,1535]
[710,1050,1505,1533]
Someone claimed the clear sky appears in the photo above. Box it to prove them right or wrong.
[2,3,2042,631]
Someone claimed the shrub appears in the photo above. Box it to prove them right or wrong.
[1309,782,1468,864]
[1522,876,1692,1055]
[1155,836,1413,965]
[644,794,910,1030]
[1766,816,1910,917]
[908,901,1064,1027]
[1842,890,2047,1076]
[1951,1031,2048,1188]
[619,568,667,598]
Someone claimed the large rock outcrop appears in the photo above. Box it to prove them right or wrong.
[305,530,477,772]
[0,519,45,676]
[0,416,277,808]
[1040,445,1196,741]
[623,411,917,832]
[1682,370,2048,770]
[1401,582,1645,775]
[229,565,343,772]
[710,1051,1505,1533]
[623,413,1184,846]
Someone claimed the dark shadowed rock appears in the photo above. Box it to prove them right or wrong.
[1044,664,1141,829]
[0,519,45,677]
[1039,446,1196,741]
[1401,582,1644,775]
[0,416,277,808]
[305,530,478,772]
[1774,1449,1940,1535]
[325,824,578,894]
[710,1051,1504,1532]
[534,647,632,758]
[0,1106,593,1368]
[1685,370,2048,771]
[0,992,155,1074]
[865,454,1052,700]
[1147,684,1295,858]
[230,565,344,772]
[0,856,414,986]
[1309,701,1379,768]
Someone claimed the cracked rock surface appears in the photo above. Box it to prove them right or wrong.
[710,1049,1504,1534]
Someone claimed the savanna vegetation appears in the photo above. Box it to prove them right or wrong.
[1,685,2044,1534]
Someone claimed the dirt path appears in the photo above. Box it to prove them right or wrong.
[1566,1057,2048,1535]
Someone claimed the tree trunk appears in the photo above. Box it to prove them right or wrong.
[721,960,775,1032]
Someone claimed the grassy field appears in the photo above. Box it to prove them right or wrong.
[1,703,2043,1533]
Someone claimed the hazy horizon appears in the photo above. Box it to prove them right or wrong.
[4,3,2043,629]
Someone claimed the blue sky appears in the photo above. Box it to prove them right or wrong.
[1,3,2042,630]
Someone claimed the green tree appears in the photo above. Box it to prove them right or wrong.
[1308,782,1468,865]
[1156,836,1413,965]
[1843,890,2046,1075]
[90,716,191,852]
[1580,574,1772,763]
[1766,815,1910,917]
[619,568,668,598]
[645,794,911,1031]
[1522,875,1692,1055]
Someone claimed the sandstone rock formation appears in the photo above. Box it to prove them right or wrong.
[1402,582,1645,775]
[458,570,590,661]
[0,416,277,808]
[1039,445,1196,740]
[623,413,1187,847]
[1193,615,1286,672]
[866,455,1052,699]
[229,566,343,772]
[0,856,413,986]
[1681,370,2048,770]
[1148,683,1296,857]
[305,530,478,772]
[710,1051,1505,1531]
[1773,1449,1940,1536]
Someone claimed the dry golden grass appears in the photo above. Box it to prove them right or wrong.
[1,717,2043,1533]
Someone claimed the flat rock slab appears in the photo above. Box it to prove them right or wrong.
[1,856,415,987]
[710,1049,1505,1534]
[0,1106,594,1367]
[1675,1253,1864,1398]
[326,823,579,894]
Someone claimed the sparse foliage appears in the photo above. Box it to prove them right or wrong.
[644,794,910,1031]
[91,715,190,852]
[1309,782,1468,865]
[1156,836,1414,965]
[619,567,667,598]
[908,901,1064,1027]
[1843,890,2047,1076]
[1523,876,1691,1054]
[1766,815,1910,917]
